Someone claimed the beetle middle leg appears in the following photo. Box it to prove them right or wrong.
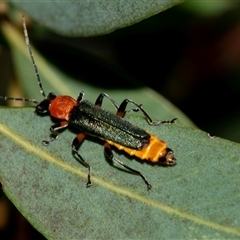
[95,93,139,114]
[117,99,177,125]
[72,132,92,187]
[104,142,152,190]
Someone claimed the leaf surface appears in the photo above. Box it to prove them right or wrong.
[0,107,240,239]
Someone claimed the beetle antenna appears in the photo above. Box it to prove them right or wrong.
[0,96,38,104]
[22,15,46,98]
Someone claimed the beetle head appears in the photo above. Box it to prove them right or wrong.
[36,92,56,114]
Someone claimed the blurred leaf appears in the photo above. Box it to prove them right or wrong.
[11,0,183,36]
[182,1,235,17]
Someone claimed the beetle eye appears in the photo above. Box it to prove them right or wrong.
[48,92,56,100]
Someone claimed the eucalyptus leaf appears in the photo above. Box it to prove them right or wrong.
[11,0,183,36]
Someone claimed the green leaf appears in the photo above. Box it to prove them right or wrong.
[0,107,240,239]
[11,0,183,36]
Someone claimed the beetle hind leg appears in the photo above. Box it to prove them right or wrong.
[104,142,152,190]
[117,99,177,125]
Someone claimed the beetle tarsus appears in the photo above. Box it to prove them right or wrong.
[86,181,92,188]
[147,184,152,191]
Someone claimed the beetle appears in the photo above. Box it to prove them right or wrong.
[0,16,177,190]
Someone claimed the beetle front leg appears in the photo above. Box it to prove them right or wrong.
[117,99,177,125]
[42,121,68,145]
[72,132,92,187]
[104,142,152,190]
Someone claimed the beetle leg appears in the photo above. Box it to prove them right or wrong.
[72,132,92,187]
[42,121,68,145]
[94,93,139,113]
[95,93,119,110]
[76,91,84,103]
[117,99,177,125]
[104,142,152,190]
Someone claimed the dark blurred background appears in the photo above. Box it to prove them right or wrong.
[1,1,240,239]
